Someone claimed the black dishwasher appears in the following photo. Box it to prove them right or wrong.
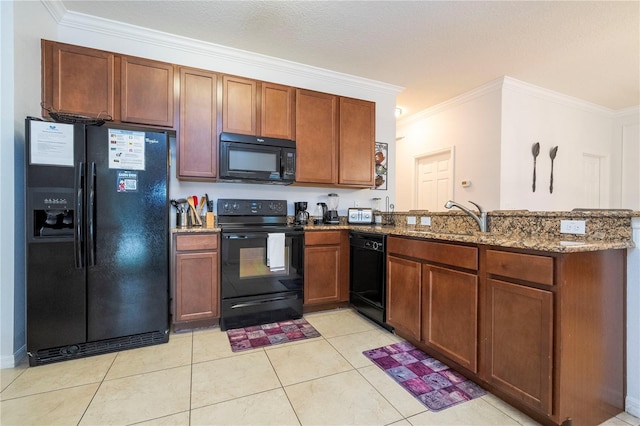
[349,231,392,331]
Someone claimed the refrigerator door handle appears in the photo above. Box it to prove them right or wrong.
[88,162,96,266]
[75,161,85,269]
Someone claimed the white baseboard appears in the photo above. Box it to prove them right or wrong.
[626,395,640,419]
[0,344,26,369]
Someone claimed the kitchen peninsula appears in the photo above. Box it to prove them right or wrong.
[173,208,635,426]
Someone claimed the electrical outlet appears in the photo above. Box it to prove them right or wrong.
[420,216,432,226]
[560,220,586,235]
[407,216,417,225]
[354,200,359,207]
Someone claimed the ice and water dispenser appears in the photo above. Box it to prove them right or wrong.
[29,188,75,239]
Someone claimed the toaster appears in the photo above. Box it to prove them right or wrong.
[347,208,373,224]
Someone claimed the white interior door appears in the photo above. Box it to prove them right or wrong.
[415,149,453,211]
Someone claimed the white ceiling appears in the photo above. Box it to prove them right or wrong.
[60,1,640,116]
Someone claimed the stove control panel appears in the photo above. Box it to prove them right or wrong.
[217,199,287,216]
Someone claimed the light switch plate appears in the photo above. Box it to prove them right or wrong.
[560,220,586,235]
[420,216,431,226]
[407,216,417,225]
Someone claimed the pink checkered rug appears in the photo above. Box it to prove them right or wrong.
[226,318,321,352]
[363,341,486,412]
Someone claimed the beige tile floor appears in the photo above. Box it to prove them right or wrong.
[1,308,639,426]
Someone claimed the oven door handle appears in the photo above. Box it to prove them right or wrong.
[223,234,267,240]
[230,294,298,309]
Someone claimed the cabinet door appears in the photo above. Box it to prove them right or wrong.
[178,67,218,179]
[485,278,553,415]
[121,56,174,127]
[304,245,340,305]
[175,251,219,322]
[338,97,375,186]
[42,40,116,119]
[261,82,294,139]
[386,255,421,341]
[422,265,479,372]
[295,89,338,184]
[222,75,257,135]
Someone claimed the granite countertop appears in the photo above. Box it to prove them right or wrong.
[304,224,634,253]
[171,209,636,253]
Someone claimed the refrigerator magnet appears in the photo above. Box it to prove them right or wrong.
[116,171,138,192]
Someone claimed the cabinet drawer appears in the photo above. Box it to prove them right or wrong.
[305,231,342,246]
[485,250,554,286]
[175,233,218,251]
[387,237,478,271]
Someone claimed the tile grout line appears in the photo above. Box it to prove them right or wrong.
[76,352,119,425]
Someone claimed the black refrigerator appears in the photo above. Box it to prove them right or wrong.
[25,117,171,366]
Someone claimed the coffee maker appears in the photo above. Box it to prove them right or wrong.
[324,193,340,224]
[294,202,309,225]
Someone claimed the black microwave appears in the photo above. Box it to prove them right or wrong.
[219,132,296,185]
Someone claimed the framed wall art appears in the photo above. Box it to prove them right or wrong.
[373,142,388,190]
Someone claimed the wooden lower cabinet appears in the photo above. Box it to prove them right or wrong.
[422,265,478,372]
[172,233,220,330]
[386,255,422,341]
[303,231,348,307]
[482,248,625,426]
[387,236,479,365]
[485,277,553,415]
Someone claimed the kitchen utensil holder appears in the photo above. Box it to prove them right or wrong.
[176,212,187,229]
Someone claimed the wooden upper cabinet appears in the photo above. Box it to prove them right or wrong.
[222,75,257,135]
[41,40,116,120]
[261,82,295,139]
[295,89,339,184]
[177,67,219,179]
[339,97,375,186]
[222,76,294,138]
[120,56,174,127]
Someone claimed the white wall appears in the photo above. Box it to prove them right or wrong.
[1,0,58,368]
[501,78,616,211]
[395,80,502,211]
[0,0,16,369]
[1,1,401,367]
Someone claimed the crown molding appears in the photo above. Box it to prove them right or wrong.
[42,0,65,22]
[502,76,614,117]
[41,0,403,97]
[612,105,640,119]
[397,77,504,126]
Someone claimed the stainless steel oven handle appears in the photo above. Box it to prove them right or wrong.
[230,295,298,309]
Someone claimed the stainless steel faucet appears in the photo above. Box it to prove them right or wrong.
[444,200,488,233]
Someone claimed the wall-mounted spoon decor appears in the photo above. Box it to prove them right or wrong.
[549,146,558,193]
[531,142,540,192]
